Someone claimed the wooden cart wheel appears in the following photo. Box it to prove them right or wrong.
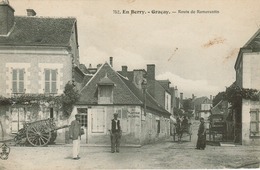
[26,123,51,147]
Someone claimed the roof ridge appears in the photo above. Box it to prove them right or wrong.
[243,28,260,48]
[146,91,170,114]
[79,63,105,93]
[112,66,143,105]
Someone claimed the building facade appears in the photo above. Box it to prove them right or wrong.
[71,62,171,145]
[0,2,82,142]
[234,29,260,145]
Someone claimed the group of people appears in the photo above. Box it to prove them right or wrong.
[69,113,207,160]
[69,113,121,160]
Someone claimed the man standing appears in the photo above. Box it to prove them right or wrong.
[111,113,121,153]
[196,117,207,150]
[69,114,82,160]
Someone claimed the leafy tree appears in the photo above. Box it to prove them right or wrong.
[183,99,192,112]
[223,82,259,109]
[0,81,80,119]
[61,81,80,118]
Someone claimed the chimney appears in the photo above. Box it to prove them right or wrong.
[109,57,113,67]
[26,9,36,16]
[0,1,15,36]
[180,92,183,101]
[89,64,92,68]
[121,66,128,77]
[147,64,155,80]
[174,86,178,98]
[210,95,212,100]
[192,94,195,100]
[97,64,102,70]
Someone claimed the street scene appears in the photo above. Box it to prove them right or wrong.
[1,120,259,170]
[0,0,260,169]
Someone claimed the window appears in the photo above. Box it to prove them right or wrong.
[44,69,57,94]
[12,69,25,94]
[77,108,88,127]
[98,86,113,104]
[250,109,260,135]
[11,107,26,133]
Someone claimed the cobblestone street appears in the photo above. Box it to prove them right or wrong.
[1,120,259,169]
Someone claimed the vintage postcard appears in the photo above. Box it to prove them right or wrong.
[0,0,260,169]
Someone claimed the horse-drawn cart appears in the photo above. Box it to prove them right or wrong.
[173,123,192,142]
[10,118,69,147]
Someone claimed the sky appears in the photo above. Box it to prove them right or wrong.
[9,0,260,99]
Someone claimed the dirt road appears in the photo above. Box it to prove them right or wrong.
[0,120,259,169]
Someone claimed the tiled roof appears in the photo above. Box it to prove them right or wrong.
[77,63,142,105]
[192,96,209,106]
[157,80,171,91]
[243,28,260,49]
[119,74,170,115]
[77,62,170,116]
[97,75,115,85]
[0,16,76,46]
[117,71,134,81]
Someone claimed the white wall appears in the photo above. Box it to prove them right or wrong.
[243,52,260,89]
[242,99,260,145]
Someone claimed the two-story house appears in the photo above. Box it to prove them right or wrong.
[234,28,260,145]
[0,2,83,142]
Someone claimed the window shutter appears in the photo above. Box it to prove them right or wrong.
[12,69,18,93]
[52,70,57,93]
[45,82,50,93]
[19,69,24,81]
[91,109,105,133]
[13,69,17,80]
[45,69,50,81]
[12,81,17,93]
[51,70,56,81]
[18,69,24,93]
[44,69,50,93]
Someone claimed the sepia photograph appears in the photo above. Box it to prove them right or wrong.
[0,0,260,169]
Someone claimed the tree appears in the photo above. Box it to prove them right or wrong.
[61,81,80,118]
[183,99,192,112]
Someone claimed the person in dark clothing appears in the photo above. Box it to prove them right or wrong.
[110,113,121,153]
[175,117,182,141]
[181,116,189,132]
[196,117,207,150]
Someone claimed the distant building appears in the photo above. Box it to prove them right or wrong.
[192,96,212,120]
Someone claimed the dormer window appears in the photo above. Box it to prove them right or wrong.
[97,74,115,104]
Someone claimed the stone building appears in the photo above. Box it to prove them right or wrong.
[234,28,260,145]
[0,1,83,142]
